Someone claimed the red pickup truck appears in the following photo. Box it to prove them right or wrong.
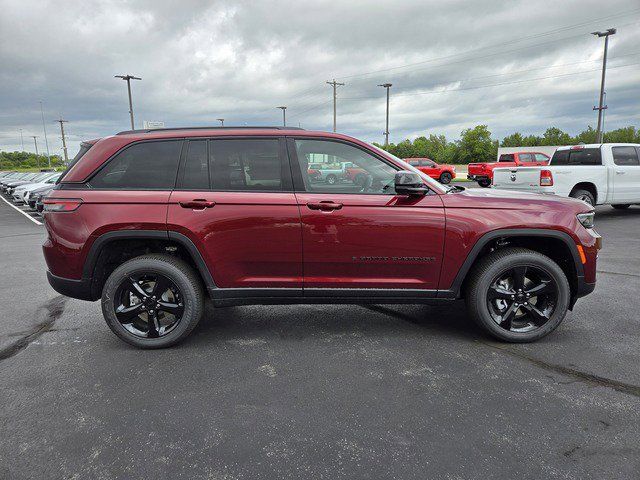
[468,152,550,187]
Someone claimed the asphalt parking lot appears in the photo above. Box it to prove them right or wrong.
[1,195,639,479]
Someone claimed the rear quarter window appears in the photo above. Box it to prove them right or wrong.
[499,154,515,162]
[551,148,601,166]
[88,140,182,189]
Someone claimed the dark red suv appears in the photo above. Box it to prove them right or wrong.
[43,127,600,348]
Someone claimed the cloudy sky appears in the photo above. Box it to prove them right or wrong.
[0,0,639,157]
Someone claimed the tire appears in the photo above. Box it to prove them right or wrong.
[326,174,338,185]
[101,254,204,349]
[439,172,452,184]
[478,178,491,188]
[612,204,630,210]
[353,174,366,187]
[570,188,595,206]
[465,247,570,343]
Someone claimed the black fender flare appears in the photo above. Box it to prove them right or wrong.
[82,230,216,298]
[439,228,584,299]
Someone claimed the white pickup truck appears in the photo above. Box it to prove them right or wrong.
[492,143,640,208]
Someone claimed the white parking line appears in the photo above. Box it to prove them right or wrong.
[0,195,42,225]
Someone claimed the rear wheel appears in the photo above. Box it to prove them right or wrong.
[570,188,595,206]
[439,172,452,184]
[612,204,630,210]
[465,247,570,342]
[101,254,204,348]
[478,178,491,188]
[326,174,338,185]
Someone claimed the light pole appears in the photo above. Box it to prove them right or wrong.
[277,106,287,126]
[39,101,51,167]
[378,83,392,146]
[32,136,39,168]
[19,129,24,151]
[217,118,224,126]
[55,117,69,163]
[592,28,615,143]
[326,79,345,132]
[115,74,142,130]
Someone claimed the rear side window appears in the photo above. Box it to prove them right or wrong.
[519,153,533,162]
[551,148,602,166]
[89,140,182,189]
[408,160,419,166]
[209,139,283,191]
[612,146,640,166]
[180,140,210,189]
[499,154,515,162]
[534,153,549,162]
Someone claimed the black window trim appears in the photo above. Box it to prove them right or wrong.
[83,138,185,191]
[286,136,437,196]
[173,135,293,193]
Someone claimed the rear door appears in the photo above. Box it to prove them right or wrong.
[611,146,640,203]
[167,137,303,290]
[288,138,445,292]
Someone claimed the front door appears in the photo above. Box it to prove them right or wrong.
[167,137,303,290]
[288,138,445,292]
[611,146,640,204]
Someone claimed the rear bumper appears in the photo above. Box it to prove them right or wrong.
[467,174,488,181]
[46,271,94,301]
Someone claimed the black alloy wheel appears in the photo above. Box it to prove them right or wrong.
[114,272,184,338]
[478,178,491,188]
[486,265,558,333]
[439,172,452,184]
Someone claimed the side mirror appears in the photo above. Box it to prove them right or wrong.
[394,170,429,196]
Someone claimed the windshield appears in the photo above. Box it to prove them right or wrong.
[368,144,447,192]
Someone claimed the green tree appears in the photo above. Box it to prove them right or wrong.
[604,126,639,143]
[574,126,597,144]
[500,132,524,147]
[542,127,572,146]
[457,125,496,164]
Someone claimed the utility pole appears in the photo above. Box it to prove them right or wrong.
[19,129,24,151]
[378,83,392,146]
[592,28,615,143]
[55,117,69,163]
[217,118,224,126]
[115,74,142,130]
[326,79,345,132]
[32,136,39,168]
[39,101,51,167]
[277,106,287,126]
[601,91,607,139]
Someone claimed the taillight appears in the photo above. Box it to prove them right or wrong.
[540,170,553,186]
[43,198,83,212]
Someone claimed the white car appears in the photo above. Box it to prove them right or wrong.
[11,172,60,203]
[492,143,640,208]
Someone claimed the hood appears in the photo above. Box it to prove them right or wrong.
[443,187,592,214]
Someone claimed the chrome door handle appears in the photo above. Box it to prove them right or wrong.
[615,171,626,175]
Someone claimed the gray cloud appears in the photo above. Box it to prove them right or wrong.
[0,0,638,157]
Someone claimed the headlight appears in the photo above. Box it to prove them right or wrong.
[577,212,595,229]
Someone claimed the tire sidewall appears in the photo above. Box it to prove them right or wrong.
[101,257,202,348]
[440,172,452,184]
[470,253,570,342]
[571,189,595,206]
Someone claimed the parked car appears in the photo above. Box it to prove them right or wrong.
[43,126,599,348]
[33,186,55,212]
[26,184,54,209]
[468,152,550,187]
[12,172,60,203]
[492,144,640,208]
[404,158,456,184]
[2,172,52,194]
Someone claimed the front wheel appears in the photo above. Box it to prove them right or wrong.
[101,254,204,348]
[465,247,570,343]
[326,174,338,185]
[612,204,630,210]
[477,178,491,188]
[439,172,452,184]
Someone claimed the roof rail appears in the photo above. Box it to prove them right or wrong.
[116,126,305,135]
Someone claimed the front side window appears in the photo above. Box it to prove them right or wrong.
[535,153,549,162]
[294,139,398,194]
[209,139,282,191]
[89,140,182,189]
[612,146,640,166]
[419,159,435,167]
